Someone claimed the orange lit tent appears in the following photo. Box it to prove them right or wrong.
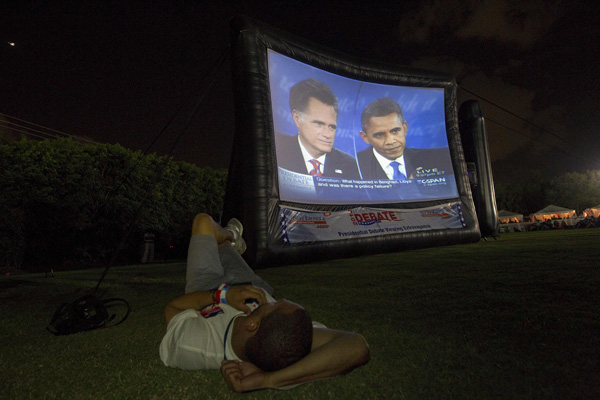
[583,205,600,218]
[498,209,523,223]
[530,205,576,222]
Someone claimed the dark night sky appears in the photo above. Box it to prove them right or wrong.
[2,0,599,183]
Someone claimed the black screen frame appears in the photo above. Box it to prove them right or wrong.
[223,16,480,268]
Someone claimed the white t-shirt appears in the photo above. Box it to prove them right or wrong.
[160,291,276,370]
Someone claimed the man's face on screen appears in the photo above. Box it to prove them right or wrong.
[360,113,407,160]
[293,97,338,158]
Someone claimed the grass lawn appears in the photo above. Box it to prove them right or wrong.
[1,228,599,399]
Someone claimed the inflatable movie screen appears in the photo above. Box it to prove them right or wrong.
[223,16,481,267]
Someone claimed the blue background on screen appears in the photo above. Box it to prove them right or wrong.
[268,50,450,158]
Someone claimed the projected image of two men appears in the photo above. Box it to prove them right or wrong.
[269,50,458,205]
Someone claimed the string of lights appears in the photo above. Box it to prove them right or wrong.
[0,112,98,144]
[1,83,597,173]
[483,116,598,170]
[458,85,599,169]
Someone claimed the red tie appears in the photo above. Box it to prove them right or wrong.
[309,159,323,176]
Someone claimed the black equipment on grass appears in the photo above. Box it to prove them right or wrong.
[47,295,130,336]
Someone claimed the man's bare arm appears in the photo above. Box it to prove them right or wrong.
[164,284,268,325]
[265,327,370,388]
[164,291,214,325]
[221,327,370,392]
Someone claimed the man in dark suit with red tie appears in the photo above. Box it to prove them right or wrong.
[275,79,360,180]
[357,97,453,181]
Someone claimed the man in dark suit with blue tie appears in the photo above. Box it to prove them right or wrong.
[357,97,453,181]
[275,79,360,180]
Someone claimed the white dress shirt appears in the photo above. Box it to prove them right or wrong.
[298,136,326,175]
[373,148,407,179]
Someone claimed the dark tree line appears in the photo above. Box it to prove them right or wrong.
[3,139,597,271]
[0,139,226,271]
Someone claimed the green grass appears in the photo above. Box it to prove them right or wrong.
[1,229,600,399]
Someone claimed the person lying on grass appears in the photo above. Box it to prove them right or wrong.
[160,213,370,392]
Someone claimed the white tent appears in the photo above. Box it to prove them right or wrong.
[498,209,524,223]
[583,205,600,218]
[531,205,576,222]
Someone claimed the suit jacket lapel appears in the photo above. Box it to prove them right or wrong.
[403,149,415,179]
[372,153,388,180]
[289,136,308,174]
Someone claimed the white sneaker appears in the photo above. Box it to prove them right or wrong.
[226,218,243,240]
[226,218,246,254]
[232,236,247,254]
